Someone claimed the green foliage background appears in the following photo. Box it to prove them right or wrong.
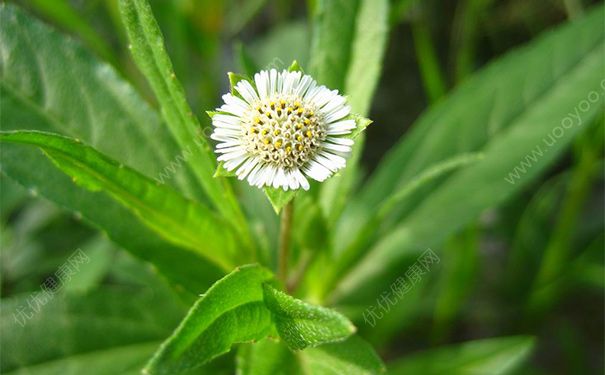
[1,0,603,374]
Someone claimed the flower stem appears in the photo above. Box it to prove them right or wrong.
[278,201,294,284]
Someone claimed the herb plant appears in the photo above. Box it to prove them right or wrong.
[1,0,603,374]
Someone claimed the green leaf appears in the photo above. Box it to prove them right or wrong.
[62,235,116,294]
[303,336,385,374]
[321,153,482,297]
[344,0,390,116]
[388,336,536,375]
[316,0,389,224]
[332,6,605,304]
[288,60,303,73]
[1,285,185,374]
[237,338,300,375]
[0,4,221,293]
[118,0,247,233]
[262,284,355,350]
[214,162,238,178]
[0,131,243,271]
[229,72,253,94]
[0,3,198,198]
[238,336,385,375]
[348,115,373,140]
[144,264,274,375]
[263,187,297,214]
[26,0,118,67]
[309,0,360,90]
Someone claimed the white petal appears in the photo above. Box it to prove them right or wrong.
[237,158,259,180]
[315,154,344,172]
[287,170,298,190]
[256,165,272,187]
[283,71,301,95]
[327,137,354,146]
[276,70,285,94]
[293,168,310,190]
[327,119,356,134]
[273,167,286,189]
[325,106,351,123]
[322,142,351,153]
[215,145,243,153]
[216,140,242,148]
[265,165,278,187]
[321,95,347,114]
[304,160,332,181]
[235,80,259,104]
[294,75,315,97]
[224,155,247,170]
[303,85,323,102]
[213,114,241,129]
[247,164,264,186]
[218,150,247,162]
[269,69,277,95]
[315,153,344,171]
[254,71,269,100]
[221,93,248,116]
[311,88,339,108]
[212,128,240,137]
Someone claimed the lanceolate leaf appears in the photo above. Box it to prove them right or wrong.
[388,336,536,375]
[344,0,390,116]
[0,131,243,271]
[331,5,605,304]
[118,0,248,235]
[262,284,355,350]
[0,4,222,293]
[144,265,274,375]
[317,0,389,224]
[309,0,360,91]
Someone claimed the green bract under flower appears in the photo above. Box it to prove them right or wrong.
[211,69,357,191]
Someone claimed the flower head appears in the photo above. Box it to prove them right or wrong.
[211,69,357,191]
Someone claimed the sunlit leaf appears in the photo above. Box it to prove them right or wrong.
[263,284,355,350]
[118,0,248,233]
[0,131,243,271]
[0,4,222,293]
[144,265,274,374]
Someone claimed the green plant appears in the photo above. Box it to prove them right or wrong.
[1,0,603,374]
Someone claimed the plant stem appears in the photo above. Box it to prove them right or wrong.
[278,201,294,284]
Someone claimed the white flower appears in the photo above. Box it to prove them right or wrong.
[211,69,356,191]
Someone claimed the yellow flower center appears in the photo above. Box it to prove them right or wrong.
[242,94,326,168]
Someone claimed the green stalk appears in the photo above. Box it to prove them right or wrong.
[278,201,295,284]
